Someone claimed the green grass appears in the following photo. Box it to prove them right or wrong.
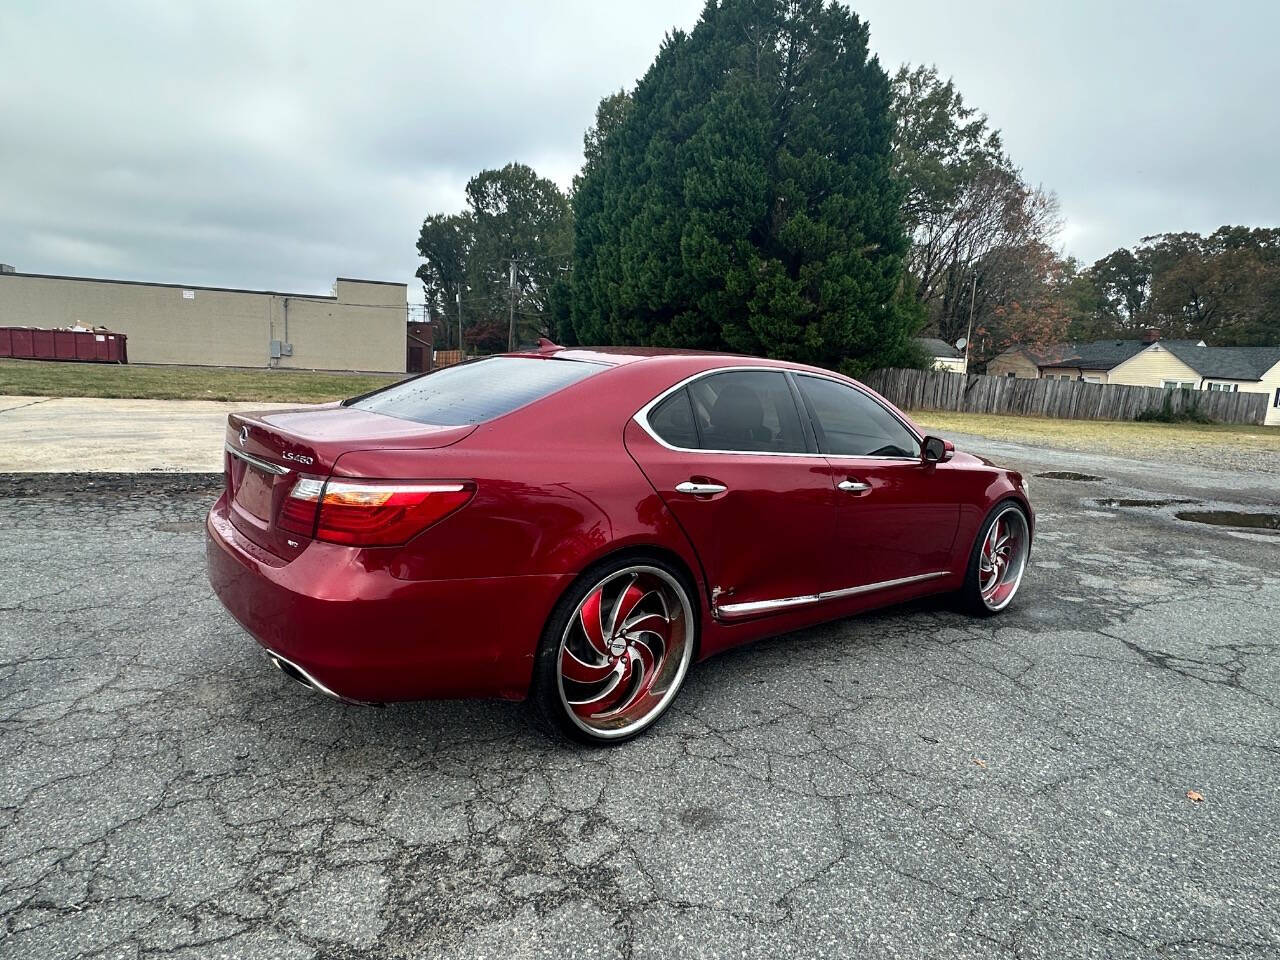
[0,358,404,403]
[911,410,1280,458]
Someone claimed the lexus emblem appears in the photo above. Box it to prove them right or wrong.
[239,425,249,447]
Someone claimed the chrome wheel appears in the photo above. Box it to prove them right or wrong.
[557,565,694,739]
[979,505,1030,611]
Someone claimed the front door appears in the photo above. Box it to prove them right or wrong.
[625,369,840,617]
[792,373,961,590]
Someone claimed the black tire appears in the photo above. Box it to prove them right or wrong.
[960,499,1031,617]
[528,554,698,746]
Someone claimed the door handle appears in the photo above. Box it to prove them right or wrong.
[676,480,728,496]
[838,479,871,493]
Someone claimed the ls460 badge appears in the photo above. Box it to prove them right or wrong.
[281,451,314,465]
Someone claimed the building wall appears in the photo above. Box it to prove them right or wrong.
[0,273,406,372]
[986,351,1041,378]
[1206,366,1280,426]
[1257,363,1280,426]
[1107,344,1202,389]
[1039,365,1090,382]
[931,356,967,374]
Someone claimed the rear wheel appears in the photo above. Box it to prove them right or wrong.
[962,501,1031,615]
[529,557,696,745]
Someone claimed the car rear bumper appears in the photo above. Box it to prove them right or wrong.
[205,493,570,702]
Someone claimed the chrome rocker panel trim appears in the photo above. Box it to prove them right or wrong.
[714,571,950,620]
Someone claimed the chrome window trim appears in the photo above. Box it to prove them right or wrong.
[224,441,291,476]
[715,570,948,620]
[633,365,924,461]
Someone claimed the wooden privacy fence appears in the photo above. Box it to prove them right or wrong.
[863,368,1269,425]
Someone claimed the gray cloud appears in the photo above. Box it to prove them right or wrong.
[2,0,1276,303]
[857,0,1280,261]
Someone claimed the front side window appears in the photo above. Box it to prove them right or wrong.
[795,375,920,459]
[349,356,602,425]
[678,370,809,453]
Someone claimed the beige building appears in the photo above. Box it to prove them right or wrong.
[0,267,407,372]
[987,334,1280,426]
[985,349,1040,379]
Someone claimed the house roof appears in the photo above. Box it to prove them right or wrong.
[1006,337,1280,381]
[1022,339,1203,371]
[914,337,963,359]
[1160,343,1280,381]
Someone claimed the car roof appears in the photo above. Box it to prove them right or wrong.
[506,345,840,378]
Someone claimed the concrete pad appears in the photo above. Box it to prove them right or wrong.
[0,395,306,472]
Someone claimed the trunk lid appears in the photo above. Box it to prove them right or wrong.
[223,405,474,560]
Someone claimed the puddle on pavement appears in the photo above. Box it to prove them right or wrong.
[1175,510,1280,533]
[1095,497,1201,508]
[1036,471,1104,482]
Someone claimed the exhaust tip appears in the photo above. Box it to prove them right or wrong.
[264,651,382,708]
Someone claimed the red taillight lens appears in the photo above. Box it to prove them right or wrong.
[280,477,474,546]
[279,477,324,536]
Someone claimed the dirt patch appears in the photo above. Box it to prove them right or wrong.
[1036,471,1105,482]
[1176,510,1280,533]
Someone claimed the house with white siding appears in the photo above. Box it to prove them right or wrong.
[986,330,1280,425]
[914,337,967,374]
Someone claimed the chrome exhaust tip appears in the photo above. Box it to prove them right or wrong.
[265,650,382,707]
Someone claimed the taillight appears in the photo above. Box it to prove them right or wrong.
[279,477,474,546]
[279,477,324,534]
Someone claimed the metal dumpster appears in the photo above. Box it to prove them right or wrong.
[0,327,127,363]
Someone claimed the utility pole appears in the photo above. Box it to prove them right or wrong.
[507,259,518,352]
[963,273,978,374]
[456,290,463,357]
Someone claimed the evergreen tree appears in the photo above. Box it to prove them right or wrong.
[570,0,921,374]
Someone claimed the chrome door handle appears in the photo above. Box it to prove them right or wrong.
[675,481,728,495]
[838,479,871,493]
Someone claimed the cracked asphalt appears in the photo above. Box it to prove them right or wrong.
[1,444,1278,959]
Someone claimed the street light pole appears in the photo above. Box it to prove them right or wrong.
[507,260,518,352]
[964,273,978,374]
[456,291,463,357]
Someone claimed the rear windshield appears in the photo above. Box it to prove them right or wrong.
[349,356,603,426]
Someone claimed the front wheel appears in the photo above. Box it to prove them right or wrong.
[962,501,1031,615]
[529,558,697,745]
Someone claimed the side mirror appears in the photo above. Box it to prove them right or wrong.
[922,436,954,464]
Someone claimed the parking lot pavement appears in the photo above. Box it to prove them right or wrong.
[1,458,1277,960]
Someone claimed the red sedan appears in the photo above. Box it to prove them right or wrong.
[207,347,1032,744]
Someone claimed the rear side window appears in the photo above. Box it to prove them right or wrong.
[350,357,602,426]
[796,374,919,458]
[684,370,808,453]
[647,388,700,448]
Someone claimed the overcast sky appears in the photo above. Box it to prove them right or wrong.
[2,0,1278,302]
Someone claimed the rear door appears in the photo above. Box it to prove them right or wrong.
[624,369,841,619]
[792,374,960,589]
